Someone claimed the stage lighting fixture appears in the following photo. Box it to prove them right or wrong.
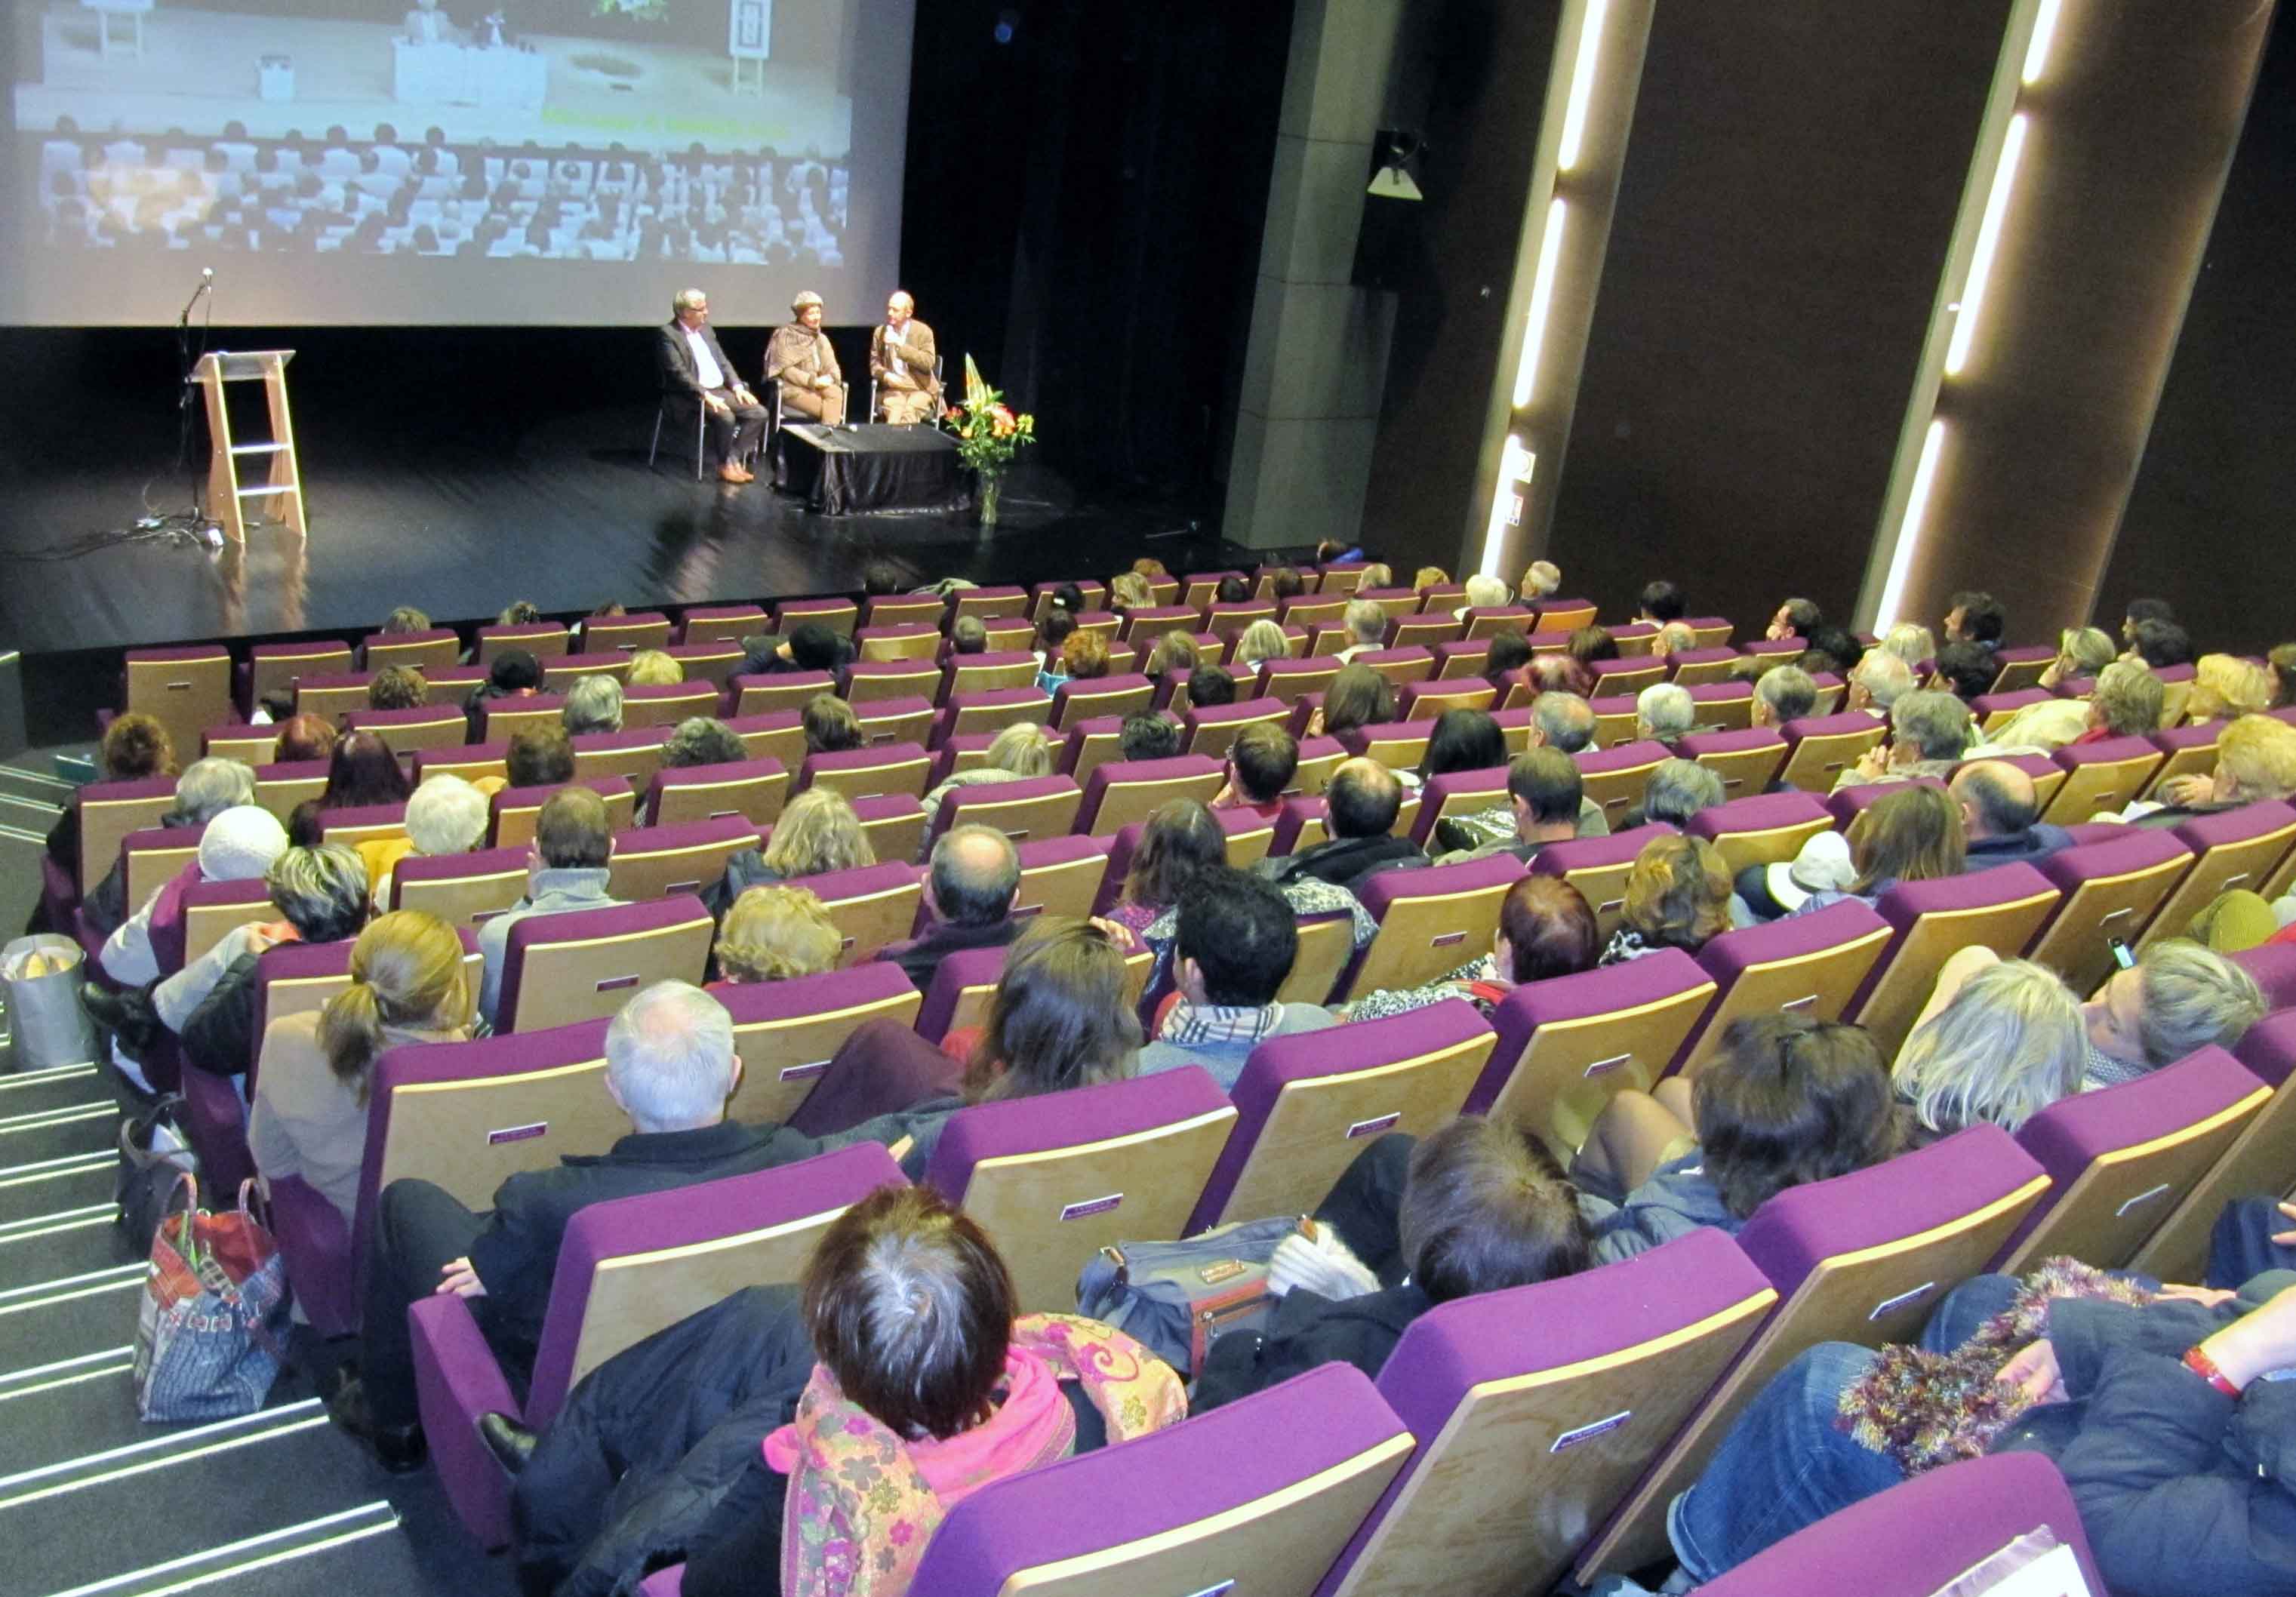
[2021,0,2062,83]
[1557,0,1611,171]
[1510,199,1568,409]
[1876,419,1947,628]
[1944,112,2029,377]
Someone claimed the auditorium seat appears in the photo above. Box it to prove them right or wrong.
[476,692,571,742]
[202,724,281,765]
[1385,612,1458,652]
[720,710,807,771]
[1337,717,1436,771]
[1353,645,1436,691]
[1257,654,1347,705]
[620,679,723,728]
[1677,727,1789,798]
[1325,1229,1777,1597]
[2024,828,2195,995]
[933,688,1053,743]
[1525,826,1673,940]
[1275,907,1357,1007]
[851,694,935,747]
[244,640,354,713]
[1051,713,1134,788]
[2134,801,2296,952]
[1694,1454,2104,1597]
[2038,734,2165,825]
[361,626,460,672]
[2231,940,2296,1010]
[1407,768,1510,848]
[862,592,946,630]
[1010,834,1112,922]
[1180,698,1291,759]
[2156,662,2196,728]
[1396,680,1497,722]
[1463,605,1537,640]
[1316,561,1371,595]
[925,775,1083,850]
[407,744,504,790]
[1206,598,1278,642]
[317,801,412,851]
[1588,694,1641,747]
[1685,790,1834,877]
[491,777,636,848]
[1676,900,1893,1075]
[1996,1045,2269,1274]
[798,742,931,802]
[924,1066,1236,1312]
[180,876,275,968]
[1821,773,1946,829]
[773,596,859,636]
[1666,647,1741,685]
[494,895,715,1032]
[1588,657,1666,698]
[568,728,672,795]
[852,622,940,663]
[343,703,469,755]
[1428,639,1492,682]
[804,861,925,965]
[722,964,924,1125]
[1572,1125,2050,1579]
[941,651,1042,700]
[289,671,377,724]
[951,584,1030,623]
[1776,712,1888,792]
[1969,686,2051,734]
[2128,1010,2296,1282]
[1190,999,1494,1231]
[1067,608,1122,642]
[729,669,836,716]
[2138,721,2224,800]
[125,645,231,764]
[1341,855,1525,1003]
[1473,949,1716,1159]
[476,621,570,662]
[840,657,940,703]
[1051,672,1156,728]
[411,1144,906,1551]
[583,611,672,654]
[390,845,529,926]
[117,824,202,912]
[1076,755,1223,836]
[643,757,788,828]
[676,605,766,646]
[1574,740,1670,826]
[1845,865,2062,1057]
[1279,595,1349,635]
[604,816,752,900]
[848,795,929,864]
[1115,603,1197,644]
[540,652,631,692]
[1537,598,1599,633]
[913,945,1008,1044]
[1685,679,1756,730]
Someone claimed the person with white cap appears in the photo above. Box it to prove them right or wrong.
[765,290,845,424]
[100,802,290,989]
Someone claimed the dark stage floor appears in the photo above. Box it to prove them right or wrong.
[0,405,1233,657]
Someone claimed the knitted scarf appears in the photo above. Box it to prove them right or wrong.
[770,1312,1186,1597]
[1836,1257,2154,1473]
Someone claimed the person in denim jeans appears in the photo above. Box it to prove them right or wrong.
[1662,1267,2296,1595]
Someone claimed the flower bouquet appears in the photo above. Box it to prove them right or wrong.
[939,355,1036,524]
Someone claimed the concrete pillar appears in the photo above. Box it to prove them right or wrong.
[1221,0,1404,552]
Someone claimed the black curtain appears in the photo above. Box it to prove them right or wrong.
[899,0,1292,500]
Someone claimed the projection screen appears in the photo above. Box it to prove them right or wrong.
[4,0,913,325]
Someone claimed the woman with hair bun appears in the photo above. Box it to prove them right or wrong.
[249,909,472,1224]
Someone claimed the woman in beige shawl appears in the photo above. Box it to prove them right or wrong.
[765,290,845,423]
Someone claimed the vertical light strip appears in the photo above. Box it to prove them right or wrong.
[1556,0,1612,171]
[1944,112,2030,377]
[1510,199,1568,408]
[1481,438,1535,576]
[2021,0,2063,83]
[1876,420,1948,628]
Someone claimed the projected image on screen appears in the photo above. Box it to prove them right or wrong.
[5,0,912,326]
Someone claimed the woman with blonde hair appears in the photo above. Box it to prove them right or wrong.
[1602,834,1733,964]
[1891,949,2085,1140]
[1143,629,1199,681]
[1359,562,1394,590]
[2184,653,2274,725]
[1234,617,1292,672]
[2039,626,2117,690]
[1411,565,1451,592]
[1789,784,1965,916]
[1879,623,1935,672]
[711,787,877,915]
[1106,571,1154,611]
[624,650,684,686]
[249,909,472,1224]
[716,885,843,984]
[916,722,1055,822]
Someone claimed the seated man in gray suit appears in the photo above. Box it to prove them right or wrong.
[657,288,765,485]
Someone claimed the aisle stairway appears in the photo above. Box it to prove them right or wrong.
[0,750,507,1597]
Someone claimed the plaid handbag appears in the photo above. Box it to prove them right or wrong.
[133,1174,289,1423]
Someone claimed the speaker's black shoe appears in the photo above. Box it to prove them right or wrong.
[326,1374,429,1474]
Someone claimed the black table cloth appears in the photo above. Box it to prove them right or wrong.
[778,423,962,515]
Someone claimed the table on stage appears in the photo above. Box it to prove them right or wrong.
[778,424,962,515]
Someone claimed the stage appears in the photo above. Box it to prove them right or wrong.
[0,325,1244,744]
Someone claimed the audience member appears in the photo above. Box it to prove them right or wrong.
[1421,708,1507,780]
[1786,783,1963,915]
[1117,711,1180,761]
[2040,625,2118,689]
[625,650,683,687]
[1740,828,1856,922]
[2119,713,2296,826]
[2269,642,2296,709]
[1943,589,2005,652]
[362,771,491,905]
[561,674,623,735]
[1217,574,1253,604]
[1484,631,1532,685]
[1350,875,1599,1020]
[274,712,339,765]
[1359,562,1395,590]
[1636,682,1696,747]
[1334,598,1390,663]
[1751,664,1818,729]
[714,885,842,984]
[1801,626,1866,678]
[476,787,624,1026]
[1106,571,1153,611]
[2082,938,2264,1088]
[1650,620,1700,661]
[1313,662,1396,743]
[251,909,472,1227]
[873,824,1026,990]
[2119,595,2175,647]
[715,787,875,909]
[1624,757,1725,832]
[1932,640,1999,703]
[1103,798,1226,942]
[1137,869,1337,1087]
[1267,565,1306,601]
[1879,623,1935,672]
[497,601,543,627]
[1526,650,1597,699]
[1411,565,1451,593]
[380,605,432,634]
[1186,663,1236,709]
[1033,606,1078,675]
[1890,948,2083,1140]
[1519,560,1562,602]
[167,843,373,1075]
[1144,630,1200,682]
[1045,629,1110,695]
[2125,617,2194,669]
[1433,748,1584,863]
[2080,658,2166,742]
[1260,758,1427,894]
[464,648,540,736]
[2185,653,2274,725]
[1192,1119,1593,1411]
[801,692,863,755]
[1459,573,1511,615]
[53,718,185,937]
[1214,722,1298,820]
[657,715,745,773]
[1837,689,1972,788]
[1568,625,1619,666]
[1951,760,2072,870]
[739,620,852,678]
[949,614,988,656]
[1568,1013,1904,1263]
[368,665,427,711]
[1233,618,1292,673]
[504,724,575,789]
[1600,833,1731,964]
[343,980,822,1468]
[919,722,1054,817]
[1638,580,1687,623]
[1765,597,1823,640]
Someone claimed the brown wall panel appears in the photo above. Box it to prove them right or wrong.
[1543,0,2009,631]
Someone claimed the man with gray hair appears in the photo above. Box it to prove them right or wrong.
[1846,650,1914,718]
[873,823,1026,990]
[1334,598,1390,663]
[346,979,819,1469]
[1519,560,1562,602]
[477,786,626,1026]
[1636,682,1696,749]
[657,288,765,485]
[75,755,258,940]
[562,673,624,736]
[1526,691,1610,837]
[1630,758,1725,831]
[1649,620,1700,661]
[1836,689,1974,790]
[1750,665,1817,730]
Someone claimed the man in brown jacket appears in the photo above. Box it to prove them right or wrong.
[869,290,940,424]
[765,289,845,424]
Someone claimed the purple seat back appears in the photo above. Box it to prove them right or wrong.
[1411,768,1510,847]
[1574,738,1670,779]
[2051,732,2159,773]
[494,894,712,1027]
[923,1066,1232,1202]
[908,1363,1408,1597]
[2036,824,2191,900]
[1697,1454,2103,1597]
[1076,754,1221,831]
[1824,774,1947,827]
[1190,999,1490,1233]
[2236,1007,2296,1089]
[644,757,789,823]
[2230,941,2296,1013]
[927,775,1080,848]
[1526,824,1677,880]
[269,1173,356,1337]
[1684,789,1830,843]
[798,741,930,795]
[915,945,1011,1042]
[1473,948,1711,1112]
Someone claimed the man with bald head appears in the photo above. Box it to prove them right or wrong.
[873,823,1026,989]
[869,290,941,424]
[1260,758,1430,894]
[1952,760,2073,872]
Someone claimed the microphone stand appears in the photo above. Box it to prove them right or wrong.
[174,272,214,518]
